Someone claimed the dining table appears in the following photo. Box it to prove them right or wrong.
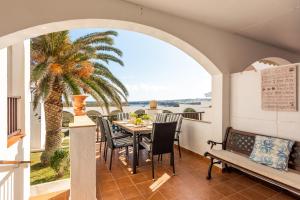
[112,120,152,174]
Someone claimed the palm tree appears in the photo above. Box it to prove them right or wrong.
[31,30,128,165]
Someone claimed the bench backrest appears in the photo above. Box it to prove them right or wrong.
[224,127,300,172]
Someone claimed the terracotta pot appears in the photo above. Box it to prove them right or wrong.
[72,95,88,116]
[149,100,157,110]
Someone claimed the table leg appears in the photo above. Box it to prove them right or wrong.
[132,133,137,174]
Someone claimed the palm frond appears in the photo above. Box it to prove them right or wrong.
[63,75,81,95]
[80,78,110,112]
[93,63,128,96]
[95,46,123,57]
[31,63,48,82]
[95,53,124,66]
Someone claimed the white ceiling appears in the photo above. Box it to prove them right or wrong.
[125,0,300,54]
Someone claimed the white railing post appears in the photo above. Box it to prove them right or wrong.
[69,115,96,200]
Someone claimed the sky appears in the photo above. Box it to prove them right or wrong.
[70,28,211,101]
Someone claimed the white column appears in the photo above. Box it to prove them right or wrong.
[0,48,8,150]
[69,115,96,200]
[23,39,31,200]
[30,102,46,150]
[10,40,31,200]
[211,74,230,144]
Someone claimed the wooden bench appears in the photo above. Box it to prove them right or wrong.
[204,127,300,196]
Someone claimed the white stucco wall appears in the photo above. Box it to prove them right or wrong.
[180,120,213,155]
[0,41,31,200]
[231,65,300,141]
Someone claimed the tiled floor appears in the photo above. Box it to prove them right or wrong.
[96,146,299,200]
[31,145,299,200]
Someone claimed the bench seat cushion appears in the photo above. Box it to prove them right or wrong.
[208,149,300,191]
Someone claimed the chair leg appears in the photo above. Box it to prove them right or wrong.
[152,154,155,180]
[177,139,182,158]
[224,163,231,173]
[109,149,113,170]
[104,141,107,160]
[126,146,129,156]
[99,141,102,155]
[137,135,140,166]
[157,154,163,162]
[105,142,108,162]
[137,145,140,166]
[171,152,175,175]
[206,157,214,180]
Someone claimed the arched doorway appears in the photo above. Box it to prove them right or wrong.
[1,19,228,200]
[243,57,291,71]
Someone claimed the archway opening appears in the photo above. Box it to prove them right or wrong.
[2,19,227,199]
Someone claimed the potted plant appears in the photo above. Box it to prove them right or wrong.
[72,95,88,116]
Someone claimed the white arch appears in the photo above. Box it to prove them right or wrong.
[1,19,220,75]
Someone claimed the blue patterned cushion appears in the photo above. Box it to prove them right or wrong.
[249,136,294,171]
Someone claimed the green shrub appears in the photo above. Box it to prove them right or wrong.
[162,110,173,114]
[183,108,196,113]
[50,149,70,177]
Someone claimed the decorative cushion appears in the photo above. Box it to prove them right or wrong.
[249,136,294,171]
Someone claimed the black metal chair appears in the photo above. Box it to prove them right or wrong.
[96,116,107,157]
[139,122,177,179]
[97,116,131,158]
[166,114,183,158]
[101,118,133,170]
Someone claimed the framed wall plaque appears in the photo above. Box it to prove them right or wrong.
[261,64,298,111]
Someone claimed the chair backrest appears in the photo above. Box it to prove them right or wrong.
[155,113,167,123]
[166,114,183,133]
[151,122,177,155]
[117,112,129,121]
[96,116,106,141]
[123,113,129,120]
[101,118,114,148]
[117,113,123,120]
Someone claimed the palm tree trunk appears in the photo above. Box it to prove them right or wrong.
[41,83,63,165]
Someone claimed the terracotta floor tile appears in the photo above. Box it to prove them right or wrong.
[101,190,124,200]
[120,186,142,199]
[213,183,236,196]
[136,180,156,198]
[198,188,225,200]
[225,180,248,192]
[239,188,268,200]
[147,191,166,200]
[130,173,149,184]
[116,177,134,189]
[100,180,118,192]
[224,193,249,200]
[250,183,279,198]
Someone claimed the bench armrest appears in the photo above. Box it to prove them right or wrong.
[207,140,223,149]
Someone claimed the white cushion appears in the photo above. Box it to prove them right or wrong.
[249,136,294,171]
[208,149,300,190]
